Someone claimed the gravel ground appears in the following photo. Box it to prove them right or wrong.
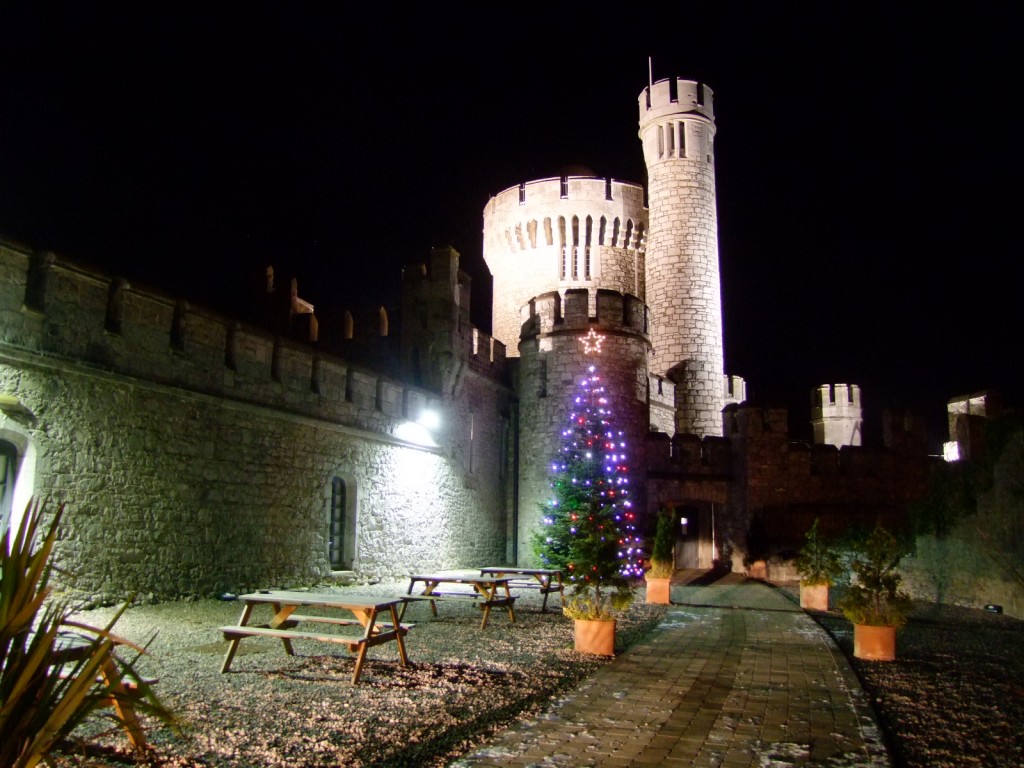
[52,583,1024,767]
[799,589,1024,768]
[53,581,666,768]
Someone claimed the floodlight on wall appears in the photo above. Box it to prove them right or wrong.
[417,409,441,430]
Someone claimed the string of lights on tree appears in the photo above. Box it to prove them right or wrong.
[534,329,645,583]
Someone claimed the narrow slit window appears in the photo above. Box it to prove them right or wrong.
[558,217,568,279]
[571,216,580,279]
[584,216,593,280]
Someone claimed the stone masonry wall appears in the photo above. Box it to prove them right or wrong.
[0,241,510,604]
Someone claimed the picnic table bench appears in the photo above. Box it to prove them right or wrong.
[479,567,565,612]
[400,574,516,629]
[219,591,411,684]
[52,631,155,751]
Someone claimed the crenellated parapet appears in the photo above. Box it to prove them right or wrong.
[519,287,648,341]
[399,246,508,395]
[811,383,863,448]
[484,176,648,354]
[0,240,448,441]
[724,375,747,406]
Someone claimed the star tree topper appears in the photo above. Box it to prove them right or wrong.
[580,328,606,355]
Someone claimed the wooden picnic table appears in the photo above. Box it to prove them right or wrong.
[479,567,565,612]
[219,591,411,684]
[51,631,152,751]
[400,574,516,629]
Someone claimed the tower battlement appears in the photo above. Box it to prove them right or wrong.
[812,383,862,409]
[639,78,715,122]
[811,383,863,448]
[519,288,648,339]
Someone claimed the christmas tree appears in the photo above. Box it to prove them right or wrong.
[534,355,642,619]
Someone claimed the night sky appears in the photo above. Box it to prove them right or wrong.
[2,5,1020,449]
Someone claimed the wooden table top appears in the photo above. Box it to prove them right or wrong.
[236,591,404,610]
[407,574,509,584]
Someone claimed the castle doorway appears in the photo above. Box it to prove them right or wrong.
[674,505,701,569]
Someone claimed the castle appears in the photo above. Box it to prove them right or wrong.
[0,75,934,603]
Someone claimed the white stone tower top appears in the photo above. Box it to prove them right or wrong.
[638,77,725,436]
[483,176,647,355]
[811,383,863,447]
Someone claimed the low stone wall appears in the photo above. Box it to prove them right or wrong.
[901,534,1023,620]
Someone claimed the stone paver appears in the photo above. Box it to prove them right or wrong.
[453,573,890,767]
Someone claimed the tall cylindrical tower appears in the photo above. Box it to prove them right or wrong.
[639,77,725,436]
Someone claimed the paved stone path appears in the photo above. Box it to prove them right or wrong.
[453,572,890,767]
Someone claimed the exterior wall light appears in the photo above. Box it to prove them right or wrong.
[417,409,441,430]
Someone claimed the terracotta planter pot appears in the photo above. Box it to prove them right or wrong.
[800,583,829,611]
[853,623,896,661]
[574,618,616,656]
[645,577,672,604]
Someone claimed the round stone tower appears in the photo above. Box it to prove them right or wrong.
[639,78,725,436]
[515,288,650,565]
[483,175,647,354]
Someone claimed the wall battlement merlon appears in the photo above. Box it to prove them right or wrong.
[0,241,452,436]
[520,289,648,338]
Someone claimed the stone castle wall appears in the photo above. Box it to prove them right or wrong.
[0,241,510,604]
[483,176,647,353]
[515,288,650,565]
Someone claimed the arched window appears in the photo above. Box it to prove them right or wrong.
[327,475,357,570]
[0,440,17,535]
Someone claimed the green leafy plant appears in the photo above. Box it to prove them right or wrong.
[793,518,841,586]
[562,588,634,621]
[838,524,913,628]
[1,499,173,767]
[646,507,675,579]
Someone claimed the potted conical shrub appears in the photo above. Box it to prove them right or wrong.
[534,364,640,656]
[645,507,674,604]
[794,518,840,611]
[838,524,913,661]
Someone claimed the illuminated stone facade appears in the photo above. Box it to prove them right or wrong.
[0,242,511,603]
[483,177,647,354]
[0,74,941,602]
[638,79,725,436]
